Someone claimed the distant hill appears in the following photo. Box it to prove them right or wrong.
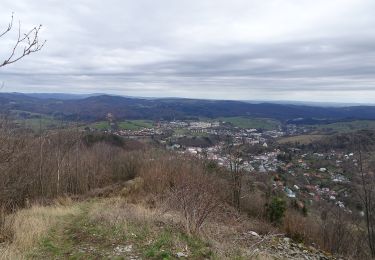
[1,92,375,123]
[24,93,104,100]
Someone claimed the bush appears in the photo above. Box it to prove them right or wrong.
[241,190,267,219]
[266,197,286,224]
[111,153,141,182]
[140,154,229,234]
[283,210,315,243]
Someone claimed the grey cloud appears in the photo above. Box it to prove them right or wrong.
[0,0,375,102]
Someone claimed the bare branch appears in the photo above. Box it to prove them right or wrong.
[0,13,14,38]
[0,14,45,68]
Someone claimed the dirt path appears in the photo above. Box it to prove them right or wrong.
[30,202,143,259]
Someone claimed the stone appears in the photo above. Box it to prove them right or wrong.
[176,252,188,258]
[248,231,260,237]
[114,245,133,254]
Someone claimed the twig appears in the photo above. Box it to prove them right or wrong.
[0,13,45,68]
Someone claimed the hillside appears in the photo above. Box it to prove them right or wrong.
[0,191,335,260]
[1,93,375,122]
[0,116,371,259]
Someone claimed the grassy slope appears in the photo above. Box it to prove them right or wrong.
[277,135,326,145]
[277,120,375,145]
[0,200,81,259]
[312,120,375,133]
[89,121,110,130]
[0,196,334,260]
[118,120,154,130]
[10,110,67,130]
[31,199,212,259]
[89,120,154,131]
[0,198,220,260]
[15,118,62,130]
[217,117,280,130]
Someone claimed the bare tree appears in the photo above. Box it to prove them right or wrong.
[224,138,244,210]
[356,140,375,257]
[0,13,45,68]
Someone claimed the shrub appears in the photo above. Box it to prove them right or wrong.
[283,210,315,243]
[241,190,267,219]
[266,197,286,224]
[168,171,224,235]
[140,154,229,234]
[111,153,142,182]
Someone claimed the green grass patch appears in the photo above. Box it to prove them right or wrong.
[118,120,154,130]
[88,120,154,131]
[142,229,212,259]
[30,202,131,259]
[277,134,326,144]
[89,121,110,130]
[30,199,215,259]
[217,117,280,130]
[11,110,70,131]
[144,230,174,259]
[15,117,65,130]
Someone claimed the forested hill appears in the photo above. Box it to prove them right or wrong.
[1,92,375,123]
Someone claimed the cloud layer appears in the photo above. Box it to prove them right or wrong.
[1,0,375,102]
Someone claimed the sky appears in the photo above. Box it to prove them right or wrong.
[1,0,375,103]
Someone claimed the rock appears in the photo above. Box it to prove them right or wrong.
[176,252,188,258]
[283,237,291,243]
[248,231,260,237]
[124,245,133,252]
[114,244,133,254]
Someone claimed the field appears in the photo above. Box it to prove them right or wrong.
[11,110,64,130]
[217,117,280,130]
[118,120,154,130]
[89,121,110,130]
[15,118,64,130]
[277,134,326,144]
[312,120,375,133]
[89,120,154,130]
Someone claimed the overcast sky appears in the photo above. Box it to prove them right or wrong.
[1,0,375,102]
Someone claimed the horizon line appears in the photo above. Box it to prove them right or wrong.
[3,91,375,107]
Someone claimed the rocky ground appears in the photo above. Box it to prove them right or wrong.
[260,237,336,260]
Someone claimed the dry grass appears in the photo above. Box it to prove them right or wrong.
[277,134,326,144]
[283,210,320,244]
[241,190,268,219]
[88,197,277,259]
[0,195,287,259]
[88,197,159,226]
[88,196,187,237]
[0,198,80,259]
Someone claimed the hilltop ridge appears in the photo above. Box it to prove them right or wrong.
[1,92,375,123]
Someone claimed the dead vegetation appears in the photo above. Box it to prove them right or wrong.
[0,121,372,259]
[0,125,146,215]
[0,198,80,259]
